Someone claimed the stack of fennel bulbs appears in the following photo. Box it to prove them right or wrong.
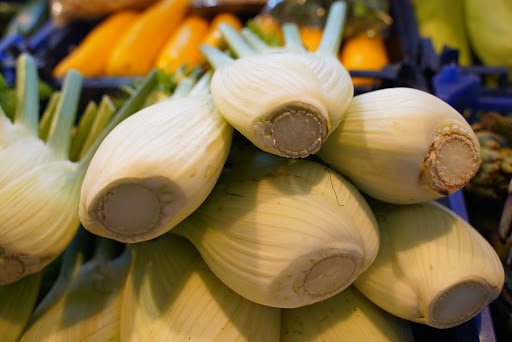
[4,4,503,340]
[202,0,482,205]
[0,52,158,286]
[176,5,502,331]
[65,2,501,338]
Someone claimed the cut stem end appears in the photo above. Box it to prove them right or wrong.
[422,125,481,196]
[269,103,328,158]
[429,278,498,328]
[303,253,360,297]
[0,254,25,285]
[88,178,181,242]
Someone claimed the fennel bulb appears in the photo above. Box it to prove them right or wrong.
[173,150,379,308]
[200,1,353,158]
[317,87,481,204]
[0,66,158,285]
[353,200,505,328]
[80,73,234,243]
[281,286,415,342]
[121,233,281,342]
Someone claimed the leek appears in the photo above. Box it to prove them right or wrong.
[317,87,481,204]
[80,72,234,243]
[121,233,281,341]
[281,286,415,342]
[0,273,42,342]
[353,200,505,328]
[0,68,158,285]
[173,149,379,308]
[200,1,353,159]
[20,230,130,342]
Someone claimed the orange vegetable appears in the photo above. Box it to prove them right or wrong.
[155,15,209,73]
[299,26,323,52]
[52,11,139,78]
[106,0,190,76]
[338,33,389,86]
[202,13,243,49]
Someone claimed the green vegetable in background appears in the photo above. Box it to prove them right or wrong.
[465,0,512,81]
[411,0,472,65]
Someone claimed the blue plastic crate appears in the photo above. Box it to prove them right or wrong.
[0,31,24,85]
[433,63,512,120]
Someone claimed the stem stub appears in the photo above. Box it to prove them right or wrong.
[89,178,183,242]
[269,103,328,158]
[0,254,24,285]
[304,253,360,296]
[422,124,480,195]
[430,278,496,328]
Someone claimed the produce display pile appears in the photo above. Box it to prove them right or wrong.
[0,0,508,341]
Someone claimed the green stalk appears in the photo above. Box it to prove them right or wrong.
[45,70,83,160]
[76,69,159,178]
[0,272,42,342]
[13,54,39,135]
[29,227,91,323]
[316,1,347,56]
[38,92,60,142]
[0,104,6,119]
[78,95,115,160]
[69,101,98,162]
[282,23,306,52]
[241,27,272,53]
[188,70,212,96]
[22,232,130,341]
[168,75,198,100]
[219,23,257,58]
[200,44,234,70]
[90,236,124,265]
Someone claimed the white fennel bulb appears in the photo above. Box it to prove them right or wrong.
[121,233,281,342]
[200,1,353,158]
[317,87,481,204]
[353,200,505,328]
[173,150,379,308]
[0,68,158,285]
[80,73,234,243]
[281,286,415,342]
